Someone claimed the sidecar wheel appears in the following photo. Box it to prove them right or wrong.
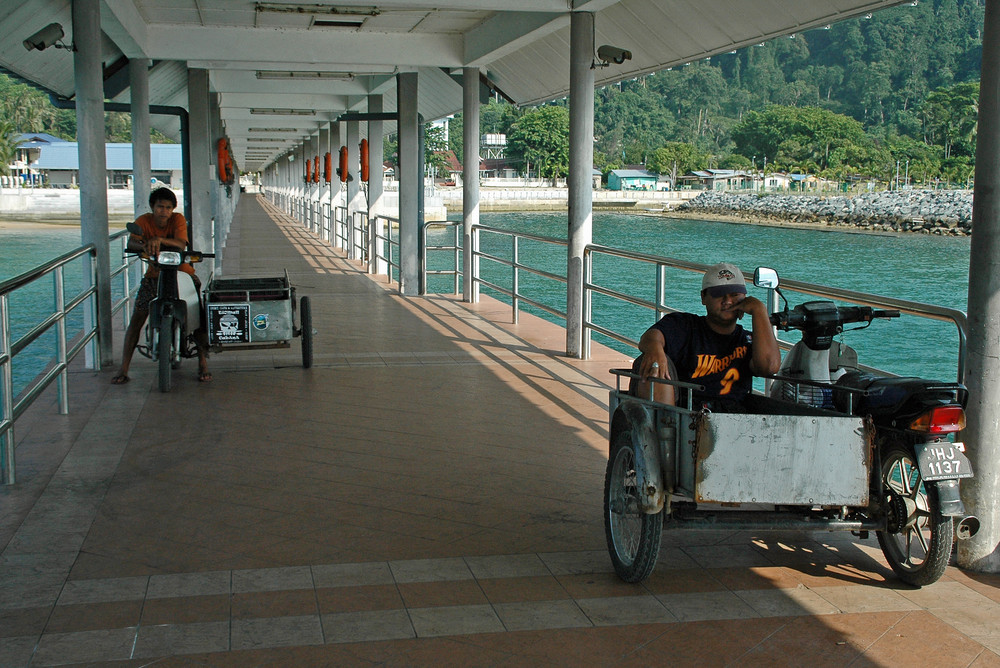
[158,319,173,393]
[604,429,662,582]
[876,445,952,587]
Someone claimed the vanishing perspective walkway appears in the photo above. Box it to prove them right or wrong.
[1,195,998,666]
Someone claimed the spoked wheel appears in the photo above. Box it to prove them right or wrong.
[877,446,953,587]
[300,296,313,369]
[604,429,663,582]
[158,318,173,393]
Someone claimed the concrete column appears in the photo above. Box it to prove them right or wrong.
[367,95,386,275]
[347,120,361,259]
[462,67,481,302]
[566,12,595,358]
[187,68,214,281]
[308,131,318,233]
[397,72,420,295]
[129,58,151,220]
[319,125,330,239]
[959,0,1000,574]
[209,92,226,271]
[73,0,112,368]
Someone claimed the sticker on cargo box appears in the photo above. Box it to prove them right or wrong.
[253,314,269,330]
[208,303,250,343]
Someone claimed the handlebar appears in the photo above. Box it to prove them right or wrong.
[769,301,900,332]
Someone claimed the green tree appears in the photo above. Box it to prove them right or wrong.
[424,124,450,175]
[921,82,979,159]
[0,120,23,177]
[506,106,569,182]
[646,142,703,183]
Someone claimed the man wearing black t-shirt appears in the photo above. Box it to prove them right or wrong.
[633,262,781,411]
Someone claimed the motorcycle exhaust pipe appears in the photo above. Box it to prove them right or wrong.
[956,515,980,540]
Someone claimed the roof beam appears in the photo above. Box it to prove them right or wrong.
[143,25,463,67]
[465,12,566,66]
[101,0,149,58]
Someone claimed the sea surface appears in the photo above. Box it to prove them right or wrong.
[2,212,971,401]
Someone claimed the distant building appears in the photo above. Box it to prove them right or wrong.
[607,169,658,191]
[16,134,183,188]
[35,142,183,188]
[679,169,752,191]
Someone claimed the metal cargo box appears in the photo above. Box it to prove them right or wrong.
[693,413,870,506]
[205,276,294,345]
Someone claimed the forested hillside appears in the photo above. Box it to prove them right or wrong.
[454,0,985,185]
[0,0,986,185]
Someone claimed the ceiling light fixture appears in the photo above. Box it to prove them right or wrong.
[250,108,317,116]
[256,70,355,80]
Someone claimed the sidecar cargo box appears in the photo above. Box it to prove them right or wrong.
[691,412,870,506]
[205,276,294,345]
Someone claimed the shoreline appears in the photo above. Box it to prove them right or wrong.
[659,209,919,238]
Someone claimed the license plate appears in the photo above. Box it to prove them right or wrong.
[915,442,973,481]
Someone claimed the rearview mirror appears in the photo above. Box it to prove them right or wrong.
[126,222,143,236]
[754,267,779,289]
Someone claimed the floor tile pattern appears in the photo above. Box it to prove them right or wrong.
[1,195,997,666]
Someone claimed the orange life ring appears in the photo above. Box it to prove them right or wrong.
[360,139,369,182]
[324,152,332,183]
[339,146,348,182]
[216,138,234,185]
[313,156,320,183]
[305,157,312,183]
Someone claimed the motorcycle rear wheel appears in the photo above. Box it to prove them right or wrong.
[158,318,173,393]
[604,429,662,582]
[876,445,952,587]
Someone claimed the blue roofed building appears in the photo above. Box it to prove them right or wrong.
[29,141,183,189]
[607,169,658,191]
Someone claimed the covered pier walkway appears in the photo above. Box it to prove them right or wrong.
[2,196,998,666]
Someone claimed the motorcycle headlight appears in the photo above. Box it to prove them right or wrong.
[157,251,182,266]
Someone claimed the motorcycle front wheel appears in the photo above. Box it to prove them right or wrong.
[158,318,173,392]
[604,429,662,582]
[876,445,953,587]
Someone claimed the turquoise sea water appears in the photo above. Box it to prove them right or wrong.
[2,212,972,401]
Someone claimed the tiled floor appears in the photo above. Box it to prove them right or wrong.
[2,195,998,666]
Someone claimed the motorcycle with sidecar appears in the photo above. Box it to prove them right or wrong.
[126,222,315,392]
[604,267,978,586]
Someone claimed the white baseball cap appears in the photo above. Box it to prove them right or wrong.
[702,262,747,297]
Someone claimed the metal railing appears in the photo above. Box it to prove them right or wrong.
[1,229,138,484]
[373,215,401,282]
[420,220,462,295]
[262,189,968,383]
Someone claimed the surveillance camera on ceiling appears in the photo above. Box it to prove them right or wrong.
[23,23,66,52]
[597,45,632,65]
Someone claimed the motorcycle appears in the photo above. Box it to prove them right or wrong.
[126,222,214,392]
[604,267,978,587]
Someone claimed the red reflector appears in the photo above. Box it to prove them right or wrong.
[910,406,966,434]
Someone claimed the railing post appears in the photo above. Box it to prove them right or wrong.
[512,236,519,324]
[454,224,461,295]
[55,266,69,415]
[583,248,592,359]
[0,292,14,484]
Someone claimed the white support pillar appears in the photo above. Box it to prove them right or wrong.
[367,95,386,275]
[959,0,1000,574]
[318,124,330,239]
[329,122,342,244]
[73,0,112,368]
[462,67,481,302]
[347,120,361,259]
[567,12,595,358]
[397,72,420,295]
[129,58,151,220]
[187,68,214,281]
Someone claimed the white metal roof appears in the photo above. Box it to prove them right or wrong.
[0,0,910,172]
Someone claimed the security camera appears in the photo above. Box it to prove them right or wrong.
[597,45,632,65]
[23,23,66,51]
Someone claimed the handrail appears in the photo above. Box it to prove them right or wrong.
[1,228,136,484]
[582,243,968,381]
[420,220,462,295]
[373,215,401,282]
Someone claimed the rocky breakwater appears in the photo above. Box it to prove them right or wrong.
[676,190,973,235]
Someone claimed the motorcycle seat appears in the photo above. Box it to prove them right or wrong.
[834,371,967,415]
